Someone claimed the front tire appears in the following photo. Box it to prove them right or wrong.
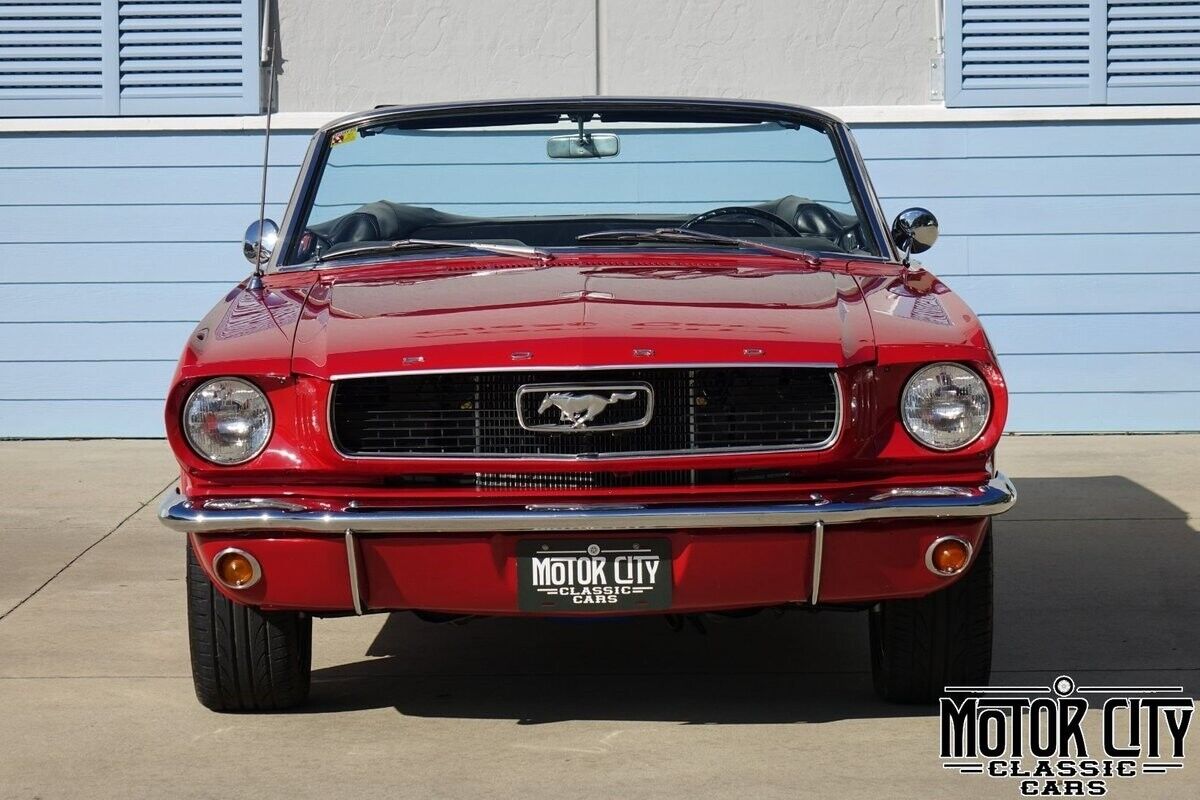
[186,542,312,711]
[869,527,993,704]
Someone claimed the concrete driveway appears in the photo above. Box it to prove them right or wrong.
[0,436,1196,799]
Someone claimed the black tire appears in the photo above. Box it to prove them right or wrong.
[186,542,312,711]
[869,526,993,704]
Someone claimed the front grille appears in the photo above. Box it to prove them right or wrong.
[331,368,839,458]
[381,469,796,490]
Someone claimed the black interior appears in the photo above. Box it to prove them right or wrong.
[294,195,867,262]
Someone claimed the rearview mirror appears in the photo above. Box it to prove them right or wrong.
[243,219,279,265]
[891,208,938,261]
[547,132,620,159]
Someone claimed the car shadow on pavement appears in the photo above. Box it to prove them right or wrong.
[304,476,1199,723]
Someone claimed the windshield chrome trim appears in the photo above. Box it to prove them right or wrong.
[835,124,898,262]
[270,129,324,273]
[317,97,847,136]
[325,367,843,460]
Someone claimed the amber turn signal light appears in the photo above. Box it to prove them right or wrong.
[926,537,972,576]
[212,548,262,589]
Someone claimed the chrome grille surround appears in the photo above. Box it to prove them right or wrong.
[328,364,843,460]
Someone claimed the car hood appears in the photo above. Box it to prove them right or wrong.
[290,257,878,379]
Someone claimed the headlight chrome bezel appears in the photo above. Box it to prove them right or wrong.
[182,377,273,466]
[900,362,992,452]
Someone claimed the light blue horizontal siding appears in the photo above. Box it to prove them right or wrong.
[923,234,1200,276]
[1,120,1199,436]
[313,162,850,207]
[0,202,286,243]
[869,155,1200,199]
[0,400,163,438]
[0,130,297,436]
[4,283,233,322]
[0,166,296,206]
[324,124,840,164]
[1001,354,1200,393]
[948,275,1200,314]
[0,322,196,359]
[984,314,1200,354]
[0,361,177,400]
[1007,394,1200,433]
[854,122,1200,158]
[0,243,248,283]
[0,132,310,167]
[881,195,1200,236]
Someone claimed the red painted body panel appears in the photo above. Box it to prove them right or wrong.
[190,519,989,614]
[289,254,877,379]
[190,532,354,611]
[167,250,1007,613]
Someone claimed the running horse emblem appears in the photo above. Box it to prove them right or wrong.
[537,391,638,429]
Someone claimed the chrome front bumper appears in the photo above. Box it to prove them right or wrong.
[159,473,1016,535]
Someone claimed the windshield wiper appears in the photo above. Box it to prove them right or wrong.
[314,238,553,264]
[576,228,822,266]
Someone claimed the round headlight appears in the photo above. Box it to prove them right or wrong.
[901,363,991,451]
[182,378,272,465]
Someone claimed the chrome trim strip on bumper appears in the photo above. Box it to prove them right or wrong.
[809,520,825,605]
[344,529,364,615]
[159,474,1016,535]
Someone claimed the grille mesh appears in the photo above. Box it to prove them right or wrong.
[380,469,796,490]
[331,368,838,457]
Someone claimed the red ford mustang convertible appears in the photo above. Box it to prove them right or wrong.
[159,98,1015,711]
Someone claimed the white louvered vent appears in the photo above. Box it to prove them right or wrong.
[0,1,107,110]
[117,0,252,106]
[960,0,1094,90]
[1108,1,1200,96]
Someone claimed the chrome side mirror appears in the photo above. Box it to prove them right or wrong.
[891,208,938,263]
[243,219,279,265]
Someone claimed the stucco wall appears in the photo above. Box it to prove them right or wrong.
[275,0,935,111]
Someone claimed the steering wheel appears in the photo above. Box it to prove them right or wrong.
[681,206,805,237]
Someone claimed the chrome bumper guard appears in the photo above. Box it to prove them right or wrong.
[159,473,1015,535]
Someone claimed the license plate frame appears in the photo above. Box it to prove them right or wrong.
[517,539,672,612]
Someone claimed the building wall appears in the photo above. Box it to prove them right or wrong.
[275,0,936,111]
[2,118,1196,436]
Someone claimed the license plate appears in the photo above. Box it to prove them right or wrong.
[517,539,671,612]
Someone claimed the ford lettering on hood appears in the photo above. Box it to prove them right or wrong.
[290,257,878,379]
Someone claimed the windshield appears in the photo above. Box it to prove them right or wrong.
[283,115,880,266]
